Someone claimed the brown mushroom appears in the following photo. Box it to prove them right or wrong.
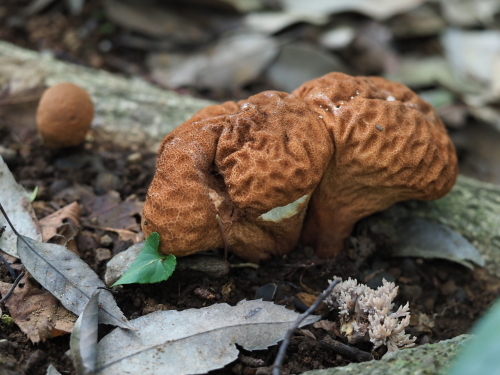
[36,82,94,148]
[142,91,332,262]
[292,73,457,257]
[142,73,458,261]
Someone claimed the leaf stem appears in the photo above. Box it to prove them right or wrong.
[272,279,340,375]
[0,272,25,304]
[0,202,38,255]
[0,203,21,237]
[0,251,17,280]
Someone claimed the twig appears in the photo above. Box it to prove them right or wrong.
[0,203,33,251]
[229,263,259,269]
[215,214,228,259]
[272,279,339,375]
[321,335,373,362]
[0,251,17,280]
[0,272,25,304]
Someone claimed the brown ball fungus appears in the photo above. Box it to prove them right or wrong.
[36,82,94,148]
[142,73,458,262]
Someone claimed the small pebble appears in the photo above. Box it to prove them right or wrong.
[100,234,113,247]
[95,247,112,263]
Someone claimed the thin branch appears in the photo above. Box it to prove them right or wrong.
[0,203,21,237]
[321,335,373,362]
[0,251,17,280]
[272,279,340,375]
[0,203,33,252]
[0,272,25,304]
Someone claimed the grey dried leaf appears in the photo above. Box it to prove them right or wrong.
[46,364,62,375]
[389,218,484,269]
[148,33,278,91]
[95,299,320,375]
[0,156,42,258]
[17,236,132,330]
[71,291,99,375]
[281,0,425,20]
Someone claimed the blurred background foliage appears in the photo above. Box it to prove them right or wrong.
[1,0,500,184]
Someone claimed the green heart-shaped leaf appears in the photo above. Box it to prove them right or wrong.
[112,232,176,286]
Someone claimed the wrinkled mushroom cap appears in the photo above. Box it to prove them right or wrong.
[143,72,458,262]
[36,82,94,148]
[293,73,458,257]
[142,91,332,262]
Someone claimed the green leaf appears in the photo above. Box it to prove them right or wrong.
[111,233,176,286]
[447,297,500,375]
[29,186,38,202]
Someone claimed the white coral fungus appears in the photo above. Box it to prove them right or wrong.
[325,277,416,352]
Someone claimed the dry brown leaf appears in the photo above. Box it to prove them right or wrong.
[85,225,143,243]
[0,273,77,343]
[313,319,337,334]
[84,191,142,231]
[300,329,317,339]
[39,201,81,254]
[296,292,318,307]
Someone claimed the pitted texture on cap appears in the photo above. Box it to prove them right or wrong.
[142,91,332,262]
[293,73,458,257]
[143,72,458,261]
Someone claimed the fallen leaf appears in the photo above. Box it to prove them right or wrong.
[0,156,42,258]
[148,33,278,91]
[313,319,337,334]
[95,299,320,374]
[245,12,328,34]
[388,218,485,269]
[300,329,316,339]
[16,235,133,329]
[85,225,142,244]
[84,191,142,232]
[0,273,76,343]
[104,0,209,43]
[46,364,62,375]
[442,28,500,95]
[267,42,351,92]
[71,291,99,375]
[439,0,500,27]
[39,201,81,254]
[281,0,426,20]
[296,292,318,307]
[112,232,176,286]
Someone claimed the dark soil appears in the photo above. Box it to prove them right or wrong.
[1,2,499,375]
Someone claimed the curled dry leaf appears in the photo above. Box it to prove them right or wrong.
[70,291,99,375]
[0,156,42,258]
[95,299,320,375]
[39,201,81,254]
[0,273,76,343]
[313,319,338,335]
[83,191,142,232]
[17,236,133,330]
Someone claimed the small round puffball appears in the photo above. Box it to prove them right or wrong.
[36,82,94,148]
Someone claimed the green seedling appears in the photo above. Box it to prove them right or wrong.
[29,186,38,202]
[112,232,176,286]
